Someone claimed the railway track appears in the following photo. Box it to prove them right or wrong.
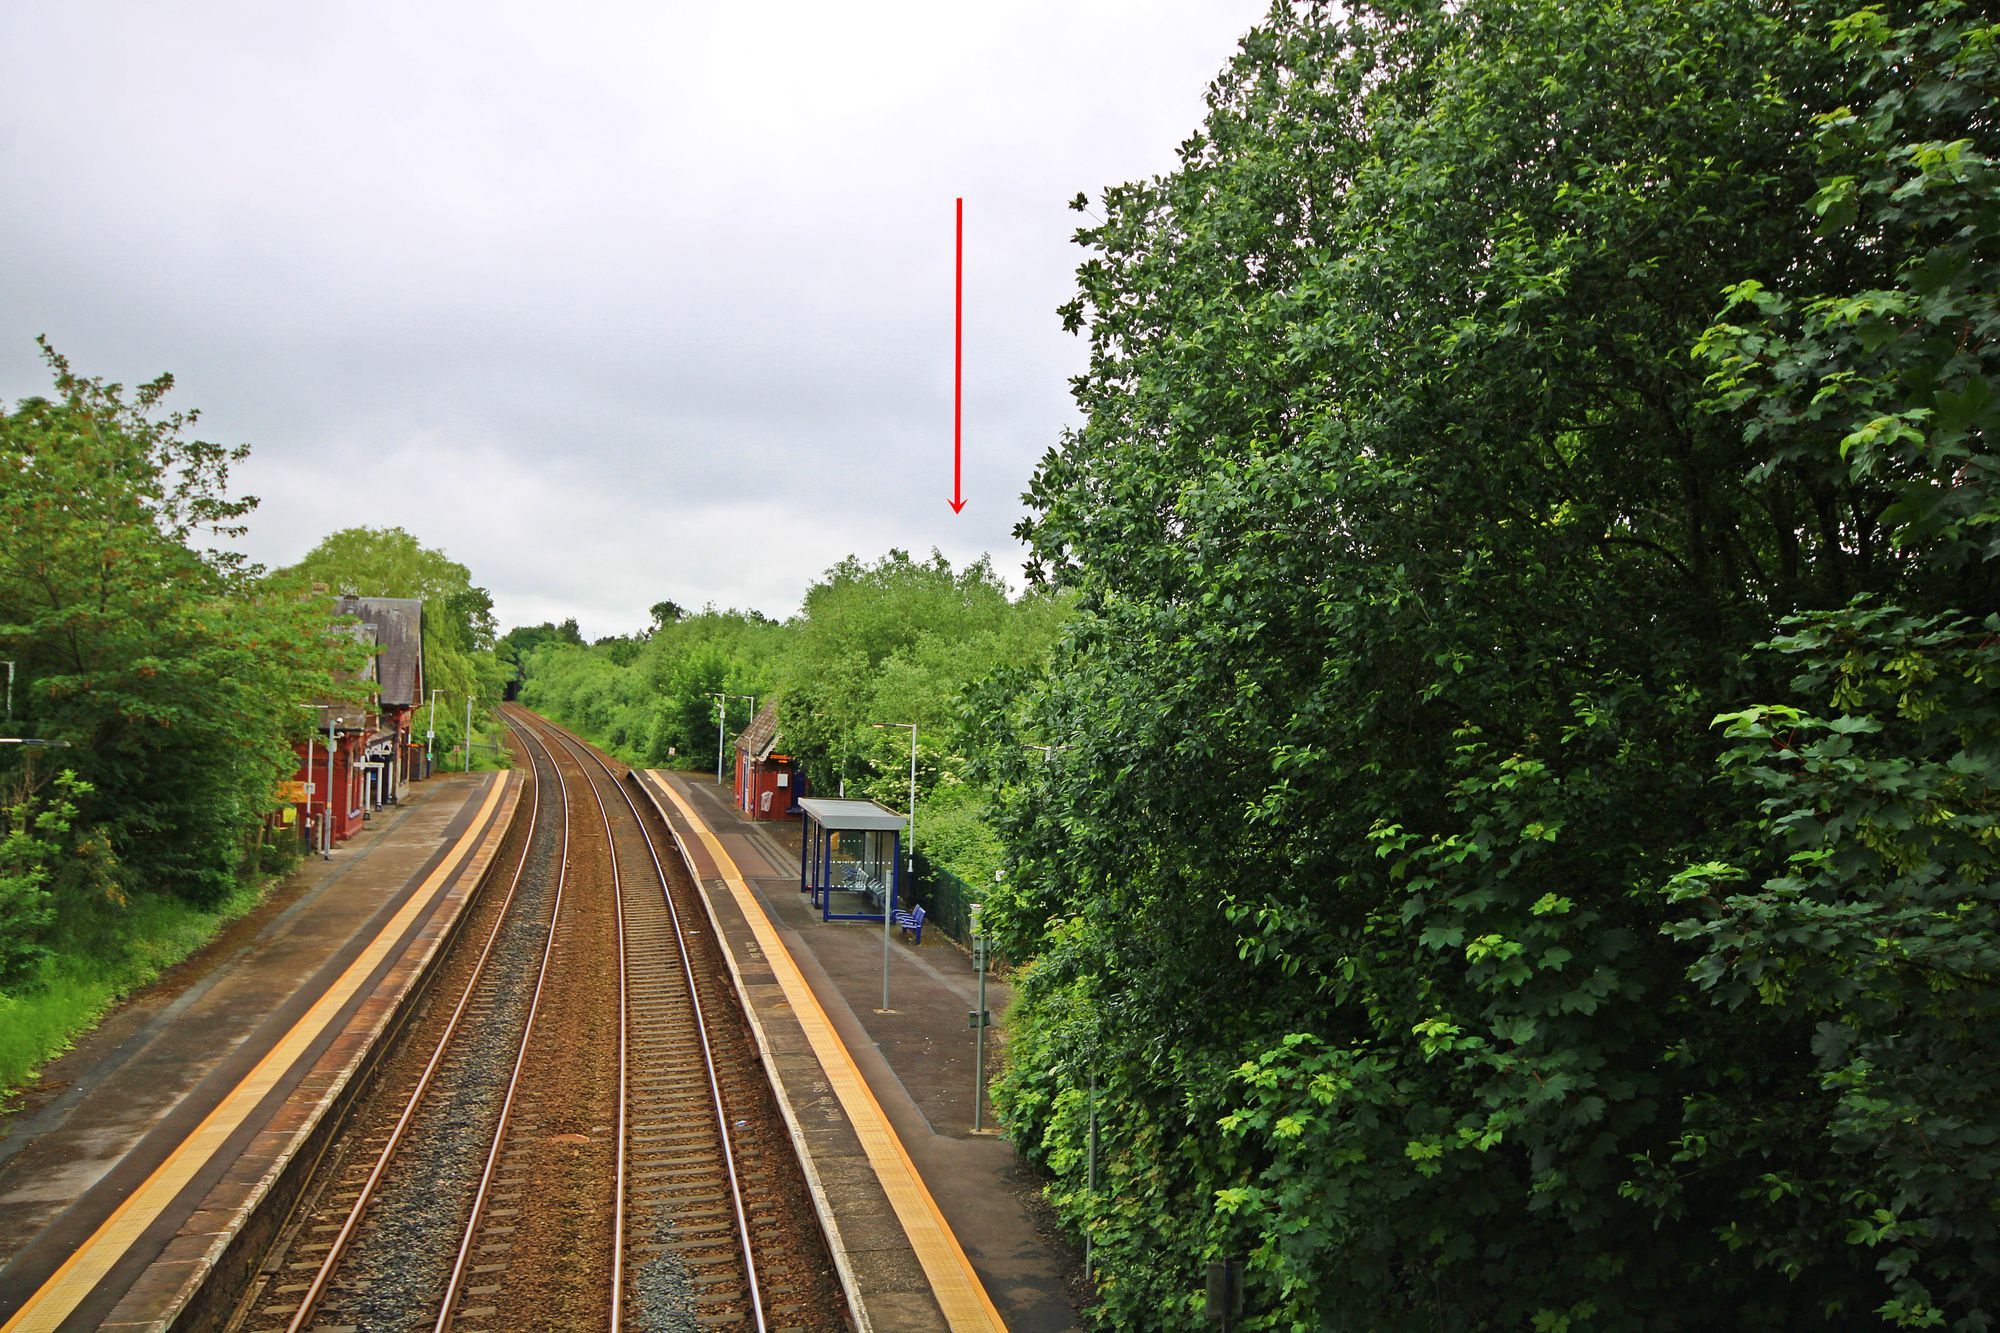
[234,709,842,1332]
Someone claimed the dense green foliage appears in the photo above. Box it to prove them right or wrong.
[519,605,781,768]
[0,347,503,1104]
[986,2,1999,1329]
[496,617,583,697]
[1,343,355,925]
[0,865,271,1106]
[515,551,1070,890]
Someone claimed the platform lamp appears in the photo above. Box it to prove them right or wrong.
[326,709,338,852]
[292,705,330,859]
[463,694,475,772]
[711,691,729,784]
[871,721,917,1012]
[426,687,441,766]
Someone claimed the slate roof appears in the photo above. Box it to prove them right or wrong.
[336,596,424,707]
[311,622,376,731]
[735,699,782,761]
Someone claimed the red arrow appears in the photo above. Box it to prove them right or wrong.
[951,196,966,513]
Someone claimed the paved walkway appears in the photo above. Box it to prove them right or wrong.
[643,772,1078,1333]
[0,771,516,1332]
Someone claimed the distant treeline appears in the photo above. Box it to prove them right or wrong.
[504,550,1072,890]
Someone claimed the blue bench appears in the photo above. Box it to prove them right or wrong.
[892,902,926,945]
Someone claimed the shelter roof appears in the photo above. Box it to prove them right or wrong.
[735,699,782,761]
[797,797,906,831]
[336,596,424,706]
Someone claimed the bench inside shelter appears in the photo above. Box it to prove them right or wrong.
[798,796,906,924]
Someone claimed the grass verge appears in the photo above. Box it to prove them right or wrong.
[0,876,271,1112]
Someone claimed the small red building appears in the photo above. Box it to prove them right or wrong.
[733,701,800,821]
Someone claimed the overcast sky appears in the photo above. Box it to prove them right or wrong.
[2,2,1266,638]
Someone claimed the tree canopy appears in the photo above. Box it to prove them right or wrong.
[987,1,1998,1328]
[0,342,357,941]
[512,551,1071,890]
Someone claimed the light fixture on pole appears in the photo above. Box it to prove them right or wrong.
[971,896,993,1132]
[711,692,729,785]
[426,687,441,766]
[871,721,918,1012]
[294,704,329,859]
[328,711,338,853]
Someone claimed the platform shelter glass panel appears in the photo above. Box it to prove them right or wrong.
[798,796,906,924]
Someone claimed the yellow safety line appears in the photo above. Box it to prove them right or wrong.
[3,774,512,1333]
[646,773,1007,1333]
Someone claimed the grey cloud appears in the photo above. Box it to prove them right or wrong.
[1,0,1266,639]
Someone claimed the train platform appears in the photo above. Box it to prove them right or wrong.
[634,770,1080,1333]
[0,770,520,1333]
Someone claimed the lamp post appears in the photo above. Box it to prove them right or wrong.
[426,688,441,766]
[971,896,992,1132]
[463,695,474,772]
[327,710,338,852]
[711,692,728,785]
[294,705,329,859]
[871,721,917,1012]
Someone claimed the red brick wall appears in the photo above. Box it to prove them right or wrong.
[736,755,794,821]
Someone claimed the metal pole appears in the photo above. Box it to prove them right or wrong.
[426,688,439,765]
[907,725,917,873]
[3,661,13,721]
[326,714,337,855]
[713,692,727,785]
[305,728,315,854]
[883,832,895,1011]
[973,902,988,1132]
[1086,1069,1099,1282]
[294,700,326,856]
[463,695,473,772]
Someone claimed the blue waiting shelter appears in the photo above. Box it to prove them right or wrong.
[798,796,904,923]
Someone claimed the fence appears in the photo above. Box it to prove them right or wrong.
[909,849,979,945]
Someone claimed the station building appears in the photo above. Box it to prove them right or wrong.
[733,700,802,821]
[284,596,427,849]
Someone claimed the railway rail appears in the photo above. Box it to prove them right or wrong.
[235,708,840,1332]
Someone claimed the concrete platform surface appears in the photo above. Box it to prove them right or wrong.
[638,770,1079,1333]
[0,770,518,1333]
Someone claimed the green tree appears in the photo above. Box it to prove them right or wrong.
[1,342,356,909]
[1663,7,2000,1322]
[982,0,1999,1327]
